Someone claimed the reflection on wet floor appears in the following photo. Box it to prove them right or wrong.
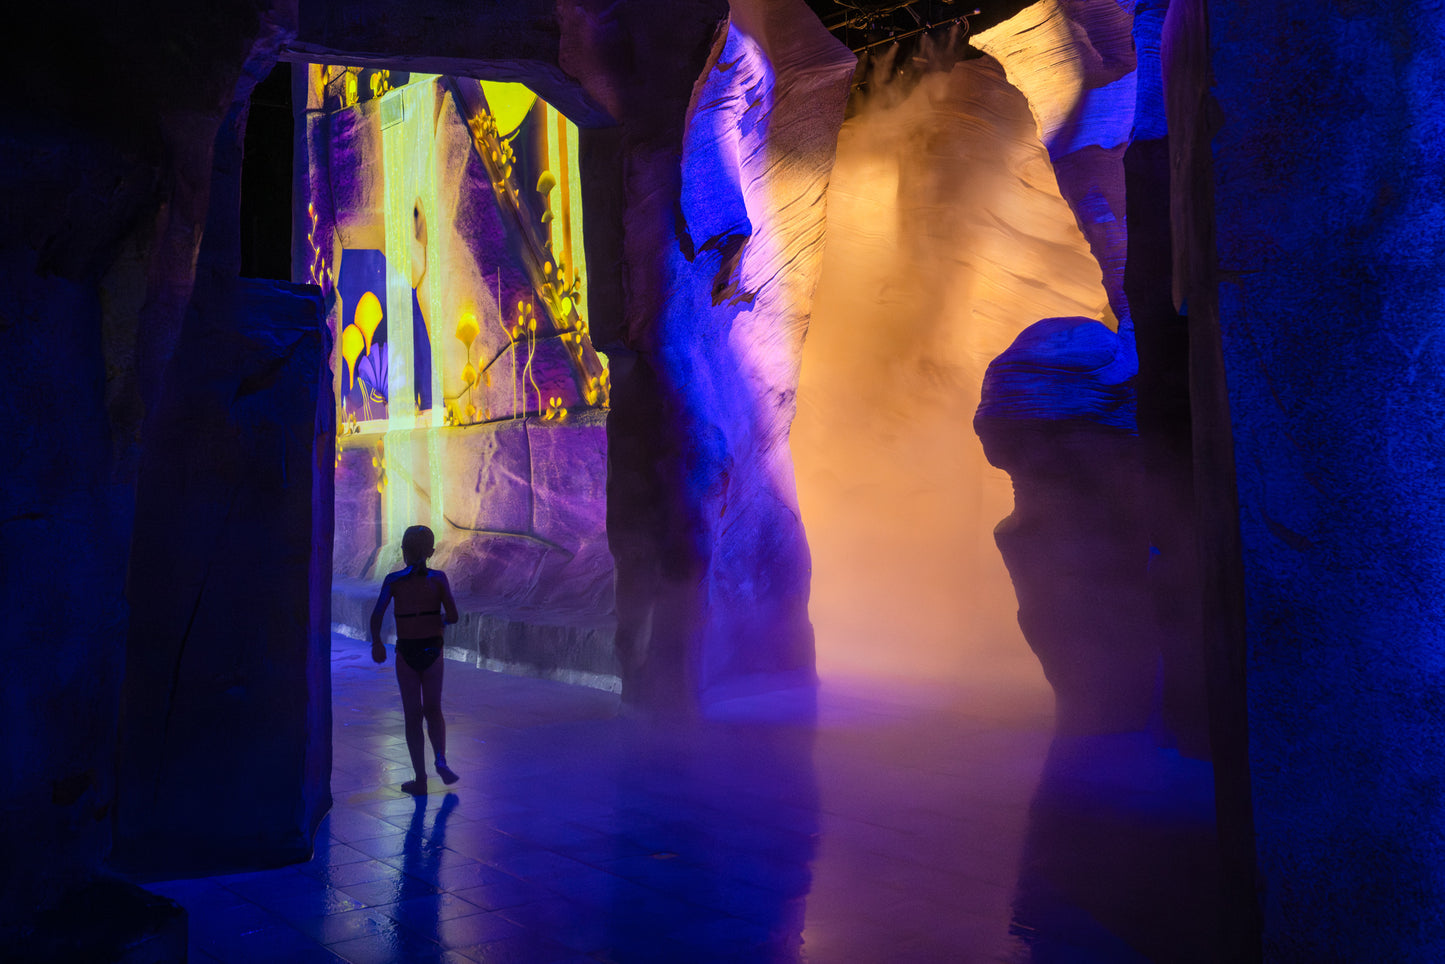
[148,633,1219,962]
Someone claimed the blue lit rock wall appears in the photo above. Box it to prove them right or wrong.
[591,0,854,712]
[115,276,333,876]
[657,1,855,705]
[111,30,334,877]
[1171,1,1445,957]
[0,0,308,940]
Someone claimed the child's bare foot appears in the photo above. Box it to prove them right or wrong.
[400,779,427,796]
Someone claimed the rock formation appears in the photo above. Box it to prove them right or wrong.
[114,277,333,876]
[600,0,855,711]
[973,0,1209,758]
[976,317,1156,736]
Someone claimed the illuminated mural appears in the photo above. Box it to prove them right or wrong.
[306,64,615,633]
[309,65,606,434]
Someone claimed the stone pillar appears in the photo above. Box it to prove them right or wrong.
[1,0,305,943]
[579,0,854,712]
[1169,1,1445,957]
[114,34,334,875]
[113,276,333,875]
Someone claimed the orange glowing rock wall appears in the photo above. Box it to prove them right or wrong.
[793,53,1113,688]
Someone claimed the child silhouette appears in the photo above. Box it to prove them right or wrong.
[371,525,461,794]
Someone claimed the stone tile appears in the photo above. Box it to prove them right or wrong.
[450,876,548,912]
[151,632,1219,963]
[326,929,449,964]
[451,933,579,964]
[299,858,404,889]
[383,892,492,929]
[290,905,407,945]
[413,910,530,949]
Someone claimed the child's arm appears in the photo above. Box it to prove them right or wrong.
[369,576,394,663]
[438,571,460,625]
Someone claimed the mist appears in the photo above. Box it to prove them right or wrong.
[793,49,1112,692]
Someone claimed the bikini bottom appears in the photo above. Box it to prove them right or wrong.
[396,636,443,673]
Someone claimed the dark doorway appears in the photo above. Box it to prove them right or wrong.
[240,61,293,281]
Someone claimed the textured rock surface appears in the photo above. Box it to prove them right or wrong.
[333,444,384,574]
[452,612,619,691]
[977,316,1154,736]
[294,0,609,125]
[1162,0,1258,953]
[1,0,301,938]
[792,53,1112,687]
[974,0,1138,324]
[977,416,1155,735]
[1171,0,1445,957]
[115,276,333,876]
[976,317,1136,428]
[598,0,855,711]
[477,336,588,420]
[332,579,618,691]
[1012,733,1224,961]
[1124,1,1210,762]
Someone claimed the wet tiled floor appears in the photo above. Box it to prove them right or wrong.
[148,634,1219,962]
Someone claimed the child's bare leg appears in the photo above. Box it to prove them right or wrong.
[395,657,427,794]
[420,659,457,784]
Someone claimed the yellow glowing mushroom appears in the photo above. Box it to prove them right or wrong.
[354,291,383,352]
[537,171,556,195]
[340,324,366,391]
[462,363,477,386]
[455,310,479,348]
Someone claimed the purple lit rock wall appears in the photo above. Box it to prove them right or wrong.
[602,0,855,710]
